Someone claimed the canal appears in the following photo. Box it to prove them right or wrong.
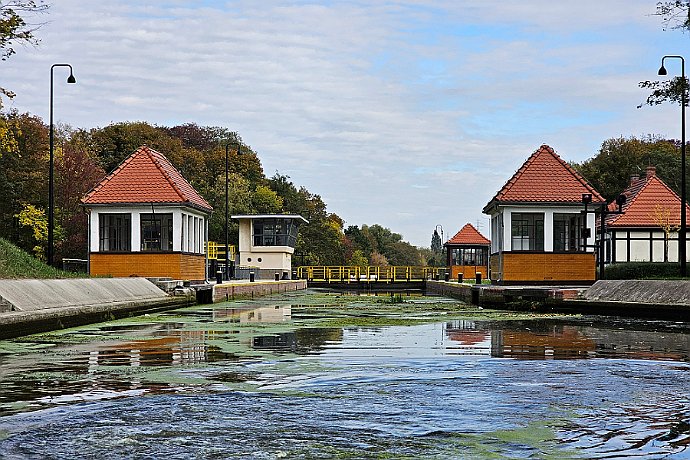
[1,289,689,458]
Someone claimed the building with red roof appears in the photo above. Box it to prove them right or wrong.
[81,146,213,280]
[605,166,690,263]
[482,144,605,284]
[444,223,491,281]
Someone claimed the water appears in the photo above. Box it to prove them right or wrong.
[1,290,690,458]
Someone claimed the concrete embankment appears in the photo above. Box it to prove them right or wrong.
[213,279,307,302]
[0,278,309,340]
[427,279,690,319]
[0,278,194,339]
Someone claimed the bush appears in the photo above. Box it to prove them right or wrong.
[604,262,681,280]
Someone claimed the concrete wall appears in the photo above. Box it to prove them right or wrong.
[213,280,307,302]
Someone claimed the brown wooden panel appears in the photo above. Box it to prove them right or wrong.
[500,252,595,282]
[90,252,205,280]
[449,265,487,280]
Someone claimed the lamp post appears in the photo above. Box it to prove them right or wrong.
[224,142,241,280]
[658,55,686,276]
[48,64,76,267]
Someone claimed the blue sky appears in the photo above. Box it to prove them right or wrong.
[3,1,689,246]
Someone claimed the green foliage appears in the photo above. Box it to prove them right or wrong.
[604,262,682,279]
[252,185,283,213]
[348,249,368,267]
[0,112,422,271]
[574,136,680,201]
[431,229,442,253]
[0,1,49,108]
[638,2,690,107]
[0,111,49,254]
[0,237,77,279]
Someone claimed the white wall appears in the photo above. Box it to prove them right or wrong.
[88,205,208,254]
[236,218,295,274]
[494,205,594,253]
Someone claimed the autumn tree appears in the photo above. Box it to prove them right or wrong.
[0,111,48,253]
[1,1,49,108]
[54,146,105,259]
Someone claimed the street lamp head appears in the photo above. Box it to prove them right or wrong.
[67,72,76,84]
[658,65,668,76]
[581,193,592,205]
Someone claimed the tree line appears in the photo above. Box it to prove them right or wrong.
[0,111,435,267]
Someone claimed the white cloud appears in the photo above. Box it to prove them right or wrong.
[2,0,687,246]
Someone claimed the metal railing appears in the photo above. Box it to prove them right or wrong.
[296,266,446,283]
[206,241,236,261]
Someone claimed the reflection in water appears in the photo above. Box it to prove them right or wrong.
[2,297,690,458]
[212,305,291,323]
[445,319,690,361]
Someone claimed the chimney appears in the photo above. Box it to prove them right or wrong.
[630,173,640,185]
[645,166,656,179]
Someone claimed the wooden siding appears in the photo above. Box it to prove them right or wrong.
[491,252,595,283]
[449,265,487,281]
[90,252,206,280]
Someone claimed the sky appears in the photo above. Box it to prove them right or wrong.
[2,0,689,247]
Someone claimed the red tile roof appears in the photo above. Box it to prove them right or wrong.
[82,146,212,213]
[607,167,690,228]
[445,223,490,246]
[483,144,605,213]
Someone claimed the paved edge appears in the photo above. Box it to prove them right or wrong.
[0,296,194,340]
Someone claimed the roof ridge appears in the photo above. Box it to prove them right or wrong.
[81,147,143,203]
[607,175,653,226]
[484,144,604,212]
[146,147,187,203]
[607,173,690,227]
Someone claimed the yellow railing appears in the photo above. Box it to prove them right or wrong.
[206,241,236,261]
[296,266,446,283]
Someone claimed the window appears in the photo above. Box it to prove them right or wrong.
[511,213,544,251]
[140,213,173,251]
[450,247,487,266]
[554,214,582,252]
[99,214,131,251]
[253,218,299,247]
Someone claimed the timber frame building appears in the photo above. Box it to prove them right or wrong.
[605,166,690,263]
[81,146,213,281]
[482,144,605,284]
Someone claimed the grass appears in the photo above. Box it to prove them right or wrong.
[0,238,81,279]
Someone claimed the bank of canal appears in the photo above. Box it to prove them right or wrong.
[1,289,689,458]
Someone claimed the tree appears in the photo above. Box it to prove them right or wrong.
[1,1,49,108]
[651,204,679,262]
[575,136,681,201]
[655,2,690,31]
[14,203,48,259]
[54,146,105,259]
[0,111,48,252]
[252,185,283,214]
[348,249,368,267]
[386,241,422,266]
[431,229,442,253]
[369,251,388,266]
[639,2,690,108]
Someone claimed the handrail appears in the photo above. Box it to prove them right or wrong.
[206,241,236,260]
[295,266,447,283]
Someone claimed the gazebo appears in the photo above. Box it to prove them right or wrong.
[81,146,212,281]
[444,223,491,281]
